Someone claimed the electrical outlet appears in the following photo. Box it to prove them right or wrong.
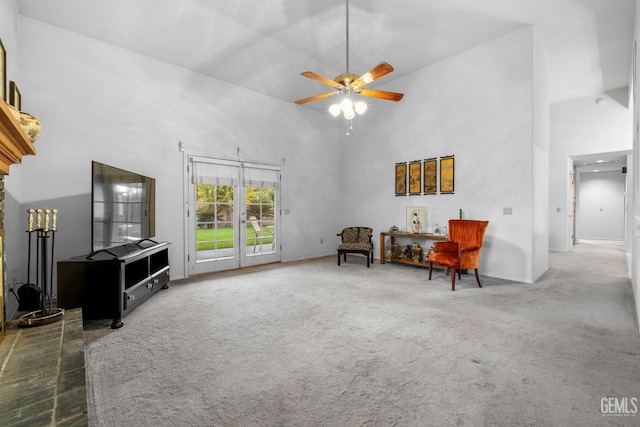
[320,238,323,244]
[503,207,512,215]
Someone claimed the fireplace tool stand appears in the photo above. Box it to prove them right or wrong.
[19,208,64,327]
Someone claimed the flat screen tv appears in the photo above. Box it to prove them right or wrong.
[91,161,156,253]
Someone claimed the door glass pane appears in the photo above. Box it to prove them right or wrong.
[245,186,276,256]
[195,184,235,261]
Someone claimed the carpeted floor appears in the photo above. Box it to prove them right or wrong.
[84,240,640,426]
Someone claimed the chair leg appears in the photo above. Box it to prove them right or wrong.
[428,261,433,280]
[366,254,370,268]
[475,268,482,288]
[337,252,341,266]
[451,268,457,291]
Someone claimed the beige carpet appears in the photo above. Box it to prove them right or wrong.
[85,241,640,426]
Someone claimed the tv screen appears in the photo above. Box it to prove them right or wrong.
[91,161,156,253]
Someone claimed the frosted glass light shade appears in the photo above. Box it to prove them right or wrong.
[340,97,353,112]
[329,104,341,117]
[343,108,355,120]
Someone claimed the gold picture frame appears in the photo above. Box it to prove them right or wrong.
[440,155,455,194]
[0,38,6,102]
[408,160,422,195]
[395,163,407,196]
[423,158,437,194]
[9,81,20,110]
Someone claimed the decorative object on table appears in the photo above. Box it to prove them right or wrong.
[423,157,437,194]
[402,244,413,259]
[439,155,454,194]
[337,226,374,268]
[428,219,489,291]
[9,81,20,109]
[388,225,399,232]
[19,208,64,327]
[395,162,407,196]
[408,160,422,195]
[433,223,441,235]
[0,38,5,101]
[412,242,423,262]
[406,206,426,234]
[390,242,402,258]
[427,245,436,256]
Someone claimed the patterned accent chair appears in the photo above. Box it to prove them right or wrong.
[428,220,489,291]
[337,227,374,268]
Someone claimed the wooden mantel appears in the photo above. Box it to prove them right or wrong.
[0,99,35,175]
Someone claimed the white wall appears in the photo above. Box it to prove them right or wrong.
[1,16,344,316]
[532,26,550,281]
[577,171,625,239]
[549,89,633,251]
[340,26,546,283]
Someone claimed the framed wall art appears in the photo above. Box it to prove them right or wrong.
[406,206,427,234]
[408,160,422,195]
[395,162,407,196]
[440,155,455,194]
[0,38,6,102]
[423,158,437,194]
[9,81,20,110]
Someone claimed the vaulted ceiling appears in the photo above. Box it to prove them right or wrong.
[17,0,636,112]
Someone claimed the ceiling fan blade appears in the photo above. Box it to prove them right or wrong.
[301,71,345,88]
[358,89,404,102]
[351,62,395,88]
[294,91,339,105]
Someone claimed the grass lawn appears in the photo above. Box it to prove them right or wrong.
[196,226,274,250]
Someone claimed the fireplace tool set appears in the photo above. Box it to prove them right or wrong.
[18,208,65,327]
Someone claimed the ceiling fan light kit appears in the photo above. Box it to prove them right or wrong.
[295,0,403,134]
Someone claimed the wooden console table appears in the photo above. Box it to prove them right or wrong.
[379,231,447,268]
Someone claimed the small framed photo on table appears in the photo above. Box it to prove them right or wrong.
[406,207,427,234]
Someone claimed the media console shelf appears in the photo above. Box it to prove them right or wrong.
[57,241,170,328]
[379,232,447,268]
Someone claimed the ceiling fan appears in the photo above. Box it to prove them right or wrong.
[294,0,403,120]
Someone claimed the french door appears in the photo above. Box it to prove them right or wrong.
[187,156,280,275]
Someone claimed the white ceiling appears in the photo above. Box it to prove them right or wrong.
[16,0,637,110]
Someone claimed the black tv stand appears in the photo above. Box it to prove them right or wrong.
[58,241,170,328]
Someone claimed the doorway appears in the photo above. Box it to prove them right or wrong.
[187,156,281,275]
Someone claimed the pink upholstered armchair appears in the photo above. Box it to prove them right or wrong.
[428,220,489,291]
